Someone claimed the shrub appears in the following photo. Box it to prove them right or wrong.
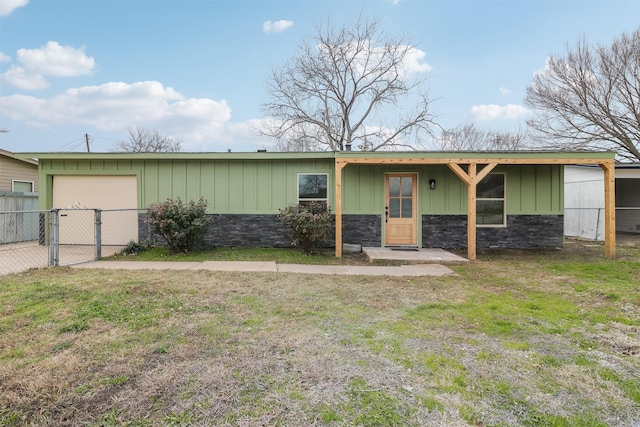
[278,201,333,254]
[118,240,148,256]
[147,197,209,254]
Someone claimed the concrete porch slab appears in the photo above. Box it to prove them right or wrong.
[362,247,469,263]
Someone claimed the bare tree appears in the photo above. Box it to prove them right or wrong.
[261,15,438,152]
[436,124,530,151]
[525,28,640,162]
[113,126,182,152]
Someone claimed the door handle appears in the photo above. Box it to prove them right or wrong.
[385,206,388,223]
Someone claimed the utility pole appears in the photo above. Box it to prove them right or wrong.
[85,133,91,152]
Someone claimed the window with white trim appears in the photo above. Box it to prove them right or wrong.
[297,173,328,204]
[476,173,505,227]
[12,180,34,192]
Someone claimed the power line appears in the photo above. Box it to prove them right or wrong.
[54,136,87,152]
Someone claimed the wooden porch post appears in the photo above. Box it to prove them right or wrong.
[447,162,497,261]
[467,163,477,261]
[334,160,345,258]
[601,161,616,258]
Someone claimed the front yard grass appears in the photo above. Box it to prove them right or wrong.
[0,242,638,426]
[109,245,370,265]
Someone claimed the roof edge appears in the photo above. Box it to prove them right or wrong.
[15,150,616,161]
[1,149,38,165]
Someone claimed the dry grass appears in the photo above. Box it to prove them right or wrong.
[0,242,639,426]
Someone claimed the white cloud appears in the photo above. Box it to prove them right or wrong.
[0,81,232,134]
[533,57,552,77]
[499,85,510,95]
[263,20,294,34]
[0,66,49,90]
[0,79,276,152]
[0,52,11,62]
[17,41,95,77]
[0,41,95,90]
[182,119,274,151]
[402,46,432,74]
[0,0,28,16]
[330,43,431,81]
[470,104,531,121]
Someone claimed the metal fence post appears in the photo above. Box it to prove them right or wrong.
[95,209,102,260]
[49,209,59,267]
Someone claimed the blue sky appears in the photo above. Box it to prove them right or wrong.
[0,0,638,153]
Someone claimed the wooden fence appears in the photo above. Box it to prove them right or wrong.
[0,192,39,244]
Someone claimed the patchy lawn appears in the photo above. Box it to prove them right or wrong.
[0,243,638,426]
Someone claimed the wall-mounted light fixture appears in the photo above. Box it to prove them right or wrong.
[429,179,436,190]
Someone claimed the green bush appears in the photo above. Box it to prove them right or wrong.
[118,240,148,256]
[147,197,209,254]
[278,201,333,254]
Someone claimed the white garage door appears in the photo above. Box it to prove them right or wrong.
[53,175,138,245]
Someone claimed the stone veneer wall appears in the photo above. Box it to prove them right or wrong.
[139,213,291,248]
[342,214,382,247]
[139,213,382,248]
[422,214,564,249]
[204,214,292,247]
[140,213,562,250]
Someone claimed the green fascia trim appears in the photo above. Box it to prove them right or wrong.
[16,150,615,161]
[15,151,337,161]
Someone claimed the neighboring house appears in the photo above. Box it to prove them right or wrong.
[565,164,640,240]
[0,149,38,193]
[0,149,39,243]
[18,150,617,260]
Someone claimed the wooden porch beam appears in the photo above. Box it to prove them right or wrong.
[474,162,498,184]
[338,157,609,166]
[447,163,471,185]
[600,161,616,258]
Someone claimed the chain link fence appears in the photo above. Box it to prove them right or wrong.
[3,206,638,274]
[565,207,640,244]
[616,207,640,245]
[1,208,147,275]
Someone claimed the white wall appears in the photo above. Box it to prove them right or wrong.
[565,165,640,240]
[564,166,605,240]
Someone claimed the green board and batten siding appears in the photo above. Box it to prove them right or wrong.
[341,164,563,215]
[38,156,562,215]
[39,157,335,213]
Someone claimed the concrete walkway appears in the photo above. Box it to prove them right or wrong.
[363,247,469,263]
[71,260,457,276]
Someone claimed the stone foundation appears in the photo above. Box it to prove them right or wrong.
[138,213,563,250]
[341,214,382,247]
[422,214,564,249]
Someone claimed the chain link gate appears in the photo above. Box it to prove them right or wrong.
[47,208,141,267]
[2,208,143,274]
[49,208,101,267]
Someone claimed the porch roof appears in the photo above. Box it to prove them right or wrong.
[332,151,616,261]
